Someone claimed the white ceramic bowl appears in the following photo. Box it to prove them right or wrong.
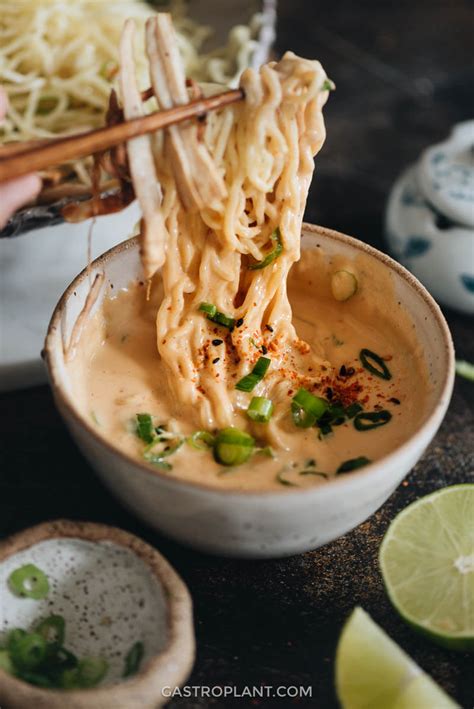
[0,520,194,709]
[44,225,455,559]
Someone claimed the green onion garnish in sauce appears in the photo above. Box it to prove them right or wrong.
[291,388,328,428]
[136,413,156,443]
[247,396,274,423]
[236,356,271,392]
[188,430,216,450]
[337,457,371,474]
[249,228,283,270]
[199,302,235,330]
[359,349,392,380]
[198,302,216,316]
[8,564,49,600]
[213,427,255,466]
[354,410,392,431]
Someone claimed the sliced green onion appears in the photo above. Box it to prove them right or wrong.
[318,422,333,438]
[35,615,65,646]
[455,359,474,381]
[247,396,274,423]
[337,457,371,474]
[123,641,144,678]
[144,438,182,468]
[291,388,328,428]
[9,633,46,670]
[256,445,275,458]
[276,469,297,487]
[188,430,215,450]
[345,402,363,418]
[136,413,155,443]
[17,670,54,688]
[359,349,392,380]
[8,564,49,600]
[7,628,27,650]
[76,656,108,688]
[354,410,392,431]
[0,649,14,675]
[249,228,283,270]
[48,646,78,672]
[212,312,235,329]
[199,302,234,330]
[236,356,271,392]
[213,427,255,466]
[331,270,358,301]
[198,302,217,317]
[322,78,335,91]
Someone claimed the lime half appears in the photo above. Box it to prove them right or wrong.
[380,484,474,651]
[336,607,459,709]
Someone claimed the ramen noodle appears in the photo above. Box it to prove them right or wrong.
[0,0,265,185]
[67,14,428,488]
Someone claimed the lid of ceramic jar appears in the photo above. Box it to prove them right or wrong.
[417,120,474,228]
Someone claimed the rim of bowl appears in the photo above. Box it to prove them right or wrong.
[0,520,194,707]
[44,223,455,498]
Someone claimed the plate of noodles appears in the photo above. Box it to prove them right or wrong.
[0,0,276,390]
[43,13,453,557]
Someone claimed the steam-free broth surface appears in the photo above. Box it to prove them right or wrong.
[68,248,429,491]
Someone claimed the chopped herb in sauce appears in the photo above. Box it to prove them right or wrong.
[337,457,371,474]
[354,410,392,431]
[248,228,283,270]
[236,356,271,392]
[359,348,392,380]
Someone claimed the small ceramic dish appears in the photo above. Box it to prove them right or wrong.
[44,224,455,559]
[385,121,474,314]
[0,520,194,709]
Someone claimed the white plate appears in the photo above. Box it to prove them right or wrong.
[0,202,141,391]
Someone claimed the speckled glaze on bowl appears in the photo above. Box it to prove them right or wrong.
[0,520,194,709]
[44,225,455,559]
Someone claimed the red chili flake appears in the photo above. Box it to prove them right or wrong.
[287,389,294,396]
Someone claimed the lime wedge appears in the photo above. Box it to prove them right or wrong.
[336,607,459,709]
[379,484,474,650]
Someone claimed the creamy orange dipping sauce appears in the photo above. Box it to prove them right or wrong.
[68,248,429,491]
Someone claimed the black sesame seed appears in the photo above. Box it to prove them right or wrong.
[261,345,268,355]
[212,339,223,346]
[326,387,334,400]
[339,365,347,377]
[236,318,244,328]
[389,397,401,405]
[212,357,220,364]
[265,324,274,332]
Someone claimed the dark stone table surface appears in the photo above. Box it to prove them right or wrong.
[1,1,473,706]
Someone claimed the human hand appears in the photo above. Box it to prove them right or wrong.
[0,88,42,229]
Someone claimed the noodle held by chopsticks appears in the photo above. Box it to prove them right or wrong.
[119,14,332,444]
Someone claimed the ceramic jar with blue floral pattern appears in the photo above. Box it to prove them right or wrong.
[386,120,474,314]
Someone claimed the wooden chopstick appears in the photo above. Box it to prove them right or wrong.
[0,88,243,183]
